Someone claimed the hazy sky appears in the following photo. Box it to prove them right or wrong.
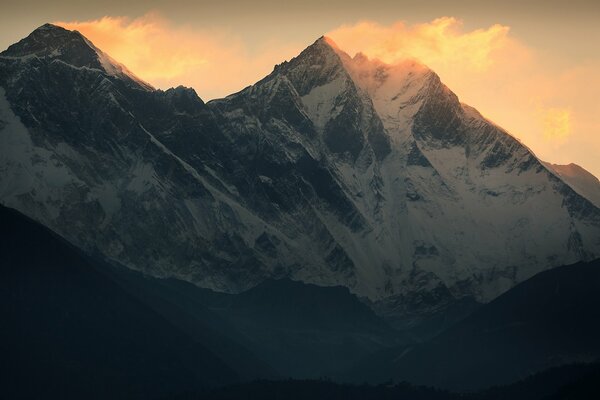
[1,0,599,177]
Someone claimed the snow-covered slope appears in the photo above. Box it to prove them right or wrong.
[0,23,153,90]
[1,26,599,318]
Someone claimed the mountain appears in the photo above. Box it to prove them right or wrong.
[108,271,403,379]
[0,203,245,399]
[0,201,404,395]
[1,24,599,321]
[346,258,600,390]
[167,277,402,377]
[544,162,600,208]
[0,23,153,89]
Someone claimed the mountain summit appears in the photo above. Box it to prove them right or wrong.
[1,26,599,320]
[2,23,152,90]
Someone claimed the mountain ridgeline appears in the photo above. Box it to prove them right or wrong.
[1,24,600,320]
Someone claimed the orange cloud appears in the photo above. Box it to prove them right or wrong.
[327,17,526,73]
[56,13,302,100]
[540,107,571,143]
[328,18,600,178]
[54,14,600,178]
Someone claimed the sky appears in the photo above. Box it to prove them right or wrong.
[1,0,599,178]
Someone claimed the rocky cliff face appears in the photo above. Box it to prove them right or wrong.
[1,25,599,316]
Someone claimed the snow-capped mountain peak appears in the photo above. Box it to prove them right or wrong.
[271,36,348,96]
[263,35,391,161]
[341,52,438,138]
[1,27,599,319]
[1,23,153,90]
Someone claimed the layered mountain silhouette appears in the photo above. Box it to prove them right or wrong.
[346,258,600,390]
[109,270,403,379]
[1,24,599,320]
[3,200,599,398]
[0,202,403,397]
[0,203,243,399]
[2,22,600,399]
[190,363,600,400]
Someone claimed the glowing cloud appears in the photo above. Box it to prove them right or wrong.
[56,14,302,100]
[53,14,600,178]
[327,17,522,72]
[328,18,600,177]
[58,15,206,81]
[540,107,571,143]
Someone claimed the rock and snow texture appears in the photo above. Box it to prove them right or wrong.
[1,26,599,314]
[543,162,600,209]
[0,23,153,90]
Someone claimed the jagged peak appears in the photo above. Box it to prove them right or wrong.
[316,35,343,51]
[352,52,369,63]
[344,51,432,79]
[2,23,89,58]
[275,35,436,98]
[290,35,349,66]
[339,52,437,110]
[2,23,153,91]
[268,36,352,97]
[35,23,66,32]
[164,85,203,102]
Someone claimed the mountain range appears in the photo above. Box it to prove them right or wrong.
[1,24,599,326]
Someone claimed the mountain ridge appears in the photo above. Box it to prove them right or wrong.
[2,23,153,90]
[1,24,599,319]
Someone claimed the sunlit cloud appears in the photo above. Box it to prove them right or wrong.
[540,107,571,143]
[55,13,302,100]
[54,14,600,178]
[328,18,600,177]
[58,14,207,81]
[327,17,524,72]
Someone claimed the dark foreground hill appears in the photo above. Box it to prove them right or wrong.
[347,258,600,390]
[173,362,600,400]
[2,201,600,398]
[0,204,400,397]
[0,204,257,399]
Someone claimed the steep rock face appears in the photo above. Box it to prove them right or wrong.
[1,26,599,314]
[330,50,600,304]
[0,25,269,292]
